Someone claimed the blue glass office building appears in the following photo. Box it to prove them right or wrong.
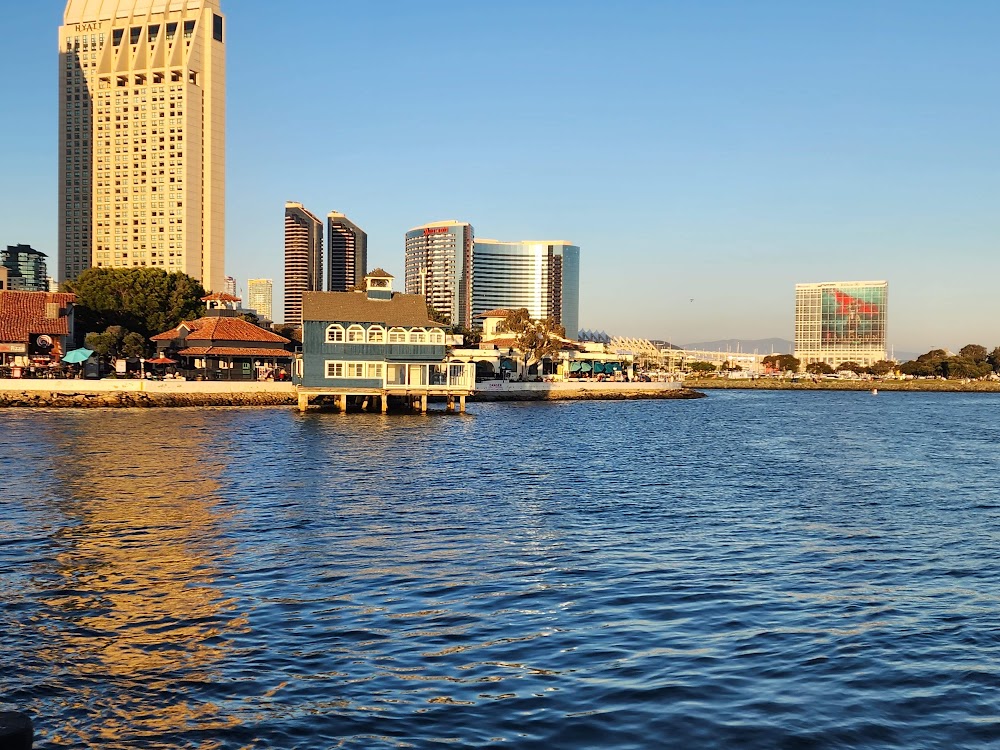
[472,240,579,337]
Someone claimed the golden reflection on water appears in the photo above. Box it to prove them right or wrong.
[38,411,248,747]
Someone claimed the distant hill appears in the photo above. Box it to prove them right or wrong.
[682,338,794,354]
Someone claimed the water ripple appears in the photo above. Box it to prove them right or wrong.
[1,395,999,748]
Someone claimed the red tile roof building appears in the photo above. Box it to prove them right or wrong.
[152,316,293,379]
[0,291,76,364]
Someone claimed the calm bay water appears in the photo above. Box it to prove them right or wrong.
[2,391,999,749]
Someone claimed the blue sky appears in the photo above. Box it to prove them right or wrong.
[3,1,999,351]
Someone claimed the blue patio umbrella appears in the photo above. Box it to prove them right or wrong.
[62,347,94,364]
[579,362,593,373]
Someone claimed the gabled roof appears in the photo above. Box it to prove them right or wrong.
[0,292,75,343]
[202,293,241,302]
[366,268,394,279]
[177,347,293,358]
[152,316,290,344]
[302,291,439,328]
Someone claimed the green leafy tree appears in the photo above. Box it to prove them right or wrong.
[501,309,566,376]
[762,354,800,373]
[688,361,718,373]
[273,324,302,343]
[948,358,992,380]
[870,360,895,376]
[67,267,206,341]
[838,361,862,374]
[899,349,950,378]
[427,305,450,326]
[958,344,988,363]
[806,362,834,375]
[239,311,262,327]
[85,326,148,364]
[455,327,482,347]
[988,347,1000,373]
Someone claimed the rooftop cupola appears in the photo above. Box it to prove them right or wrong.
[365,269,394,300]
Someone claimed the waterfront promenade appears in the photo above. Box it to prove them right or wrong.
[0,379,700,408]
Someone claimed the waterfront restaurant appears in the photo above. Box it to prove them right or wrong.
[0,291,76,375]
[151,315,292,381]
[296,270,474,411]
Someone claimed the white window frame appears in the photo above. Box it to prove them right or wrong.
[367,325,385,343]
[346,325,365,343]
[326,361,367,379]
[325,324,345,343]
[429,328,445,344]
[409,327,427,344]
[388,327,407,344]
[366,363,384,380]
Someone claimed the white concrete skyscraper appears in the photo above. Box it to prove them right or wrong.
[59,0,226,291]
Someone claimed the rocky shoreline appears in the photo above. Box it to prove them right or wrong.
[684,378,1000,393]
[0,391,299,408]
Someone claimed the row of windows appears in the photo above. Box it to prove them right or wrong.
[324,325,445,345]
[326,362,384,379]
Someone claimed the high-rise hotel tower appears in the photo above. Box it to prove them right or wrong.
[404,220,474,328]
[327,211,367,293]
[794,281,888,369]
[59,0,226,291]
[284,202,323,326]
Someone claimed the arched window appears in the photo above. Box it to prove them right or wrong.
[367,326,385,343]
[325,324,345,343]
[388,327,407,343]
[409,327,427,344]
[347,325,365,343]
[429,328,445,344]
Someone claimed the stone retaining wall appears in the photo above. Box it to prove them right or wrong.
[0,391,297,408]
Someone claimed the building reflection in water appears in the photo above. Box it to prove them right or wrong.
[37,411,248,747]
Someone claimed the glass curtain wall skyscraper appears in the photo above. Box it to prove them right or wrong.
[284,202,323,326]
[2,245,50,293]
[247,278,273,322]
[794,281,888,368]
[59,0,226,290]
[404,220,474,328]
[472,239,580,337]
[327,211,367,292]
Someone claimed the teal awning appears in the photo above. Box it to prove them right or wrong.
[607,362,623,372]
[579,362,592,373]
[500,359,516,370]
[593,362,605,373]
[569,362,582,372]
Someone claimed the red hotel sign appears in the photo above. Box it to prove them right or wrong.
[423,227,449,236]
